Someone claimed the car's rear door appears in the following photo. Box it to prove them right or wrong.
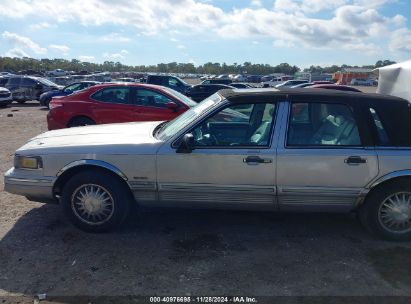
[276,95,379,212]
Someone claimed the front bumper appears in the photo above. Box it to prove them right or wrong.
[0,95,12,105]
[4,167,57,203]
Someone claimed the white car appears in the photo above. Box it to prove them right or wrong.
[47,69,68,77]
[4,89,411,241]
[0,87,12,107]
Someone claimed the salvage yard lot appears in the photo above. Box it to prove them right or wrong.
[0,88,410,299]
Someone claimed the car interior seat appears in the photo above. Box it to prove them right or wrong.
[250,107,275,145]
[311,104,359,145]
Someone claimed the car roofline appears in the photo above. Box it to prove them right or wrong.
[218,88,410,104]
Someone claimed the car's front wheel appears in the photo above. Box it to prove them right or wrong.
[359,180,411,241]
[61,170,131,232]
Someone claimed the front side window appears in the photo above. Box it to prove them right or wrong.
[64,83,82,92]
[287,102,361,146]
[134,89,173,108]
[168,77,181,87]
[157,94,222,140]
[191,102,276,147]
[92,87,130,104]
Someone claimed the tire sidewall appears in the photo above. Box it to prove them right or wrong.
[61,170,130,232]
[362,180,411,241]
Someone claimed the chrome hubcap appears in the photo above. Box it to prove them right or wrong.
[379,192,411,233]
[71,184,114,225]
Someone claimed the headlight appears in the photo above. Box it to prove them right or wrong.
[14,155,43,169]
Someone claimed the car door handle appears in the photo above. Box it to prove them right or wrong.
[243,156,272,164]
[344,156,367,165]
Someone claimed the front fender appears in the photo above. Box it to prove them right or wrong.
[57,159,128,181]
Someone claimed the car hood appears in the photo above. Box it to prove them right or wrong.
[17,121,164,154]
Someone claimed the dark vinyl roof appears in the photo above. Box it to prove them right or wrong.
[219,88,410,105]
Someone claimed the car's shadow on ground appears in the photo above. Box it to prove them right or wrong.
[6,102,41,108]
[1,204,410,297]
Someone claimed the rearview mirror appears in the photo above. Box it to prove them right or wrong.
[176,133,194,153]
[165,101,178,112]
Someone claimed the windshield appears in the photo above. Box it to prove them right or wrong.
[162,87,196,107]
[36,77,58,87]
[157,93,222,140]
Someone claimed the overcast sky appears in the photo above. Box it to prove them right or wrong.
[0,0,410,68]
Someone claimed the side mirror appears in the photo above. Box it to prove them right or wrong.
[34,83,42,90]
[176,133,194,153]
[165,101,178,112]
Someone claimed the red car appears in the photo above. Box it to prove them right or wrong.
[47,83,196,130]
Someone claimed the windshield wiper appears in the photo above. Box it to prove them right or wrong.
[153,121,169,138]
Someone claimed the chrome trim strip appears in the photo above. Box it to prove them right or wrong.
[278,186,362,196]
[158,183,276,194]
[57,160,128,181]
[6,177,54,184]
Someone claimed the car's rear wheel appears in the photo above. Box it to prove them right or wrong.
[68,117,96,128]
[359,180,411,241]
[61,170,130,232]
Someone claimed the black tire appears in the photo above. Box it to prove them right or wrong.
[359,179,411,241]
[44,98,51,109]
[68,117,96,128]
[61,170,131,232]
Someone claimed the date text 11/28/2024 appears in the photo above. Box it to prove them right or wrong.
[149,296,258,303]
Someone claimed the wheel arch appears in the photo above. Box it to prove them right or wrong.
[363,170,411,203]
[53,160,130,197]
[67,115,95,127]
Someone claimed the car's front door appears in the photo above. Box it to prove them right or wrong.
[156,99,281,208]
[131,88,186,121]
[276,98,379,212]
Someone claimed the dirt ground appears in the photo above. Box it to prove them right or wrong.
[1,88,411,302]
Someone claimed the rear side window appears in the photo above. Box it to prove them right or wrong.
[7,77,21,85]
[0,78,8,86]
[21,78,35,86]
[287,102,361,146]
[148,76,163,85]
[372,101,411,147]
[369,107,390,146]
[92,87,130,104]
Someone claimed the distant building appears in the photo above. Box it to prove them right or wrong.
[333,67,375,85]
[294,72,333,82]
